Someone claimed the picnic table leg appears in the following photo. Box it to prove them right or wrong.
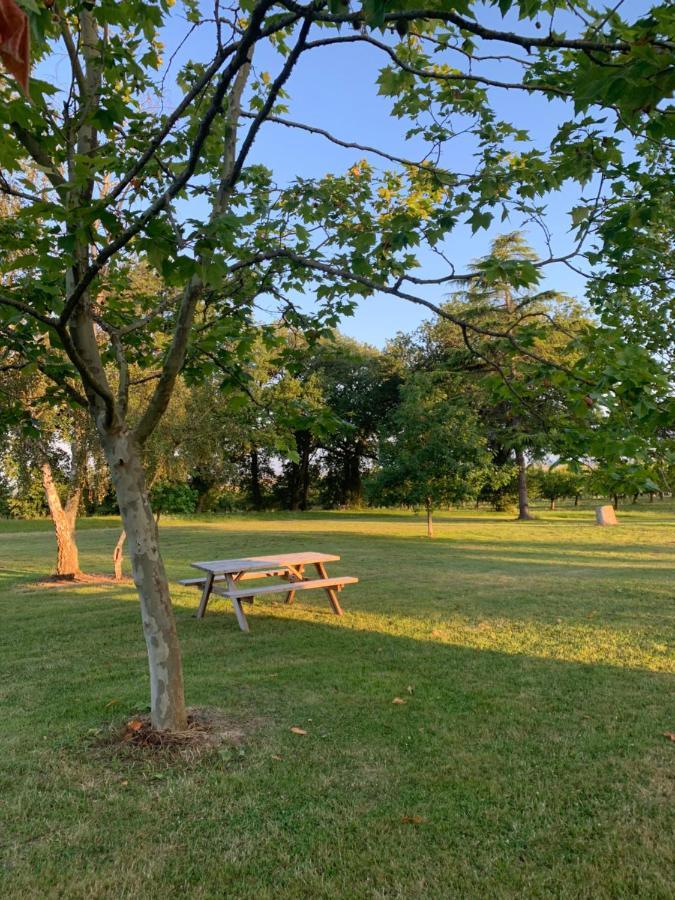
[231,597,251,632]
[315,562,343,616]
[225,574,250,632]
[195,572,214,619]
[285,564,304,605]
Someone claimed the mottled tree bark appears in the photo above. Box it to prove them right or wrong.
[101,428,187,732]
[41,460,82,578]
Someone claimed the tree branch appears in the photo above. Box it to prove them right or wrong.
[60,0,278,328]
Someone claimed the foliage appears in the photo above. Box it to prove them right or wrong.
[368,373,497,516]
[531,466,586,508]
[150,481,199,516]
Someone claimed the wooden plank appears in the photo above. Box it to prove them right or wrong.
[180,569,286,587]
[179,574,228,587]
[191,551,340,575]
[213,576,358,601]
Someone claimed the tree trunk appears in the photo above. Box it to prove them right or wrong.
[297,430,311,511]
[41,461,81,577]
[515,449,534,520]
[550,498,556,510]
[426,499,434,538]
[613,493,619,510]
[574,494,579,507]
[250,448,263,511]
[340,450,363,507]
[649,492,654,503]
[101,429,187,732]
[113,529,126,581]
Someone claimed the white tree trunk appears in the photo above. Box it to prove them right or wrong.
[101,428,187,731]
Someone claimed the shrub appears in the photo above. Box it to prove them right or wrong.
[150,482,198,515]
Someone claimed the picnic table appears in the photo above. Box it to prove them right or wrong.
[179,551,358,632]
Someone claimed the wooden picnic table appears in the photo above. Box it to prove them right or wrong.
[180,551,358,632]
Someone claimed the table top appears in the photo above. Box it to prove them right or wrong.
[191,551,341,575]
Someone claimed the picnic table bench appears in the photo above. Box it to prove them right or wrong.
[178,551,358,632]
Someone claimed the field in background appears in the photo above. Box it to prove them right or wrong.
[1,506,673,898]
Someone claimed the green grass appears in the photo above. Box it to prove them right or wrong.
[1,505,674,898]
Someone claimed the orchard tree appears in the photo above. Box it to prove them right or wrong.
[0,0,672,731]
[369,373,497,536]
[532,466,583,510]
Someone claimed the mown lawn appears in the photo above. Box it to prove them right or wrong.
[1,505,674,898]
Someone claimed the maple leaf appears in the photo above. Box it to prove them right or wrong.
[401,815,425,825]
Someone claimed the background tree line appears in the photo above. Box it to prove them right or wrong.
[3,234,672,550]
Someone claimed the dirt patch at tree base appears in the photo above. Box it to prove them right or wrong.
[98,707,257,763]
[23,573,134,589]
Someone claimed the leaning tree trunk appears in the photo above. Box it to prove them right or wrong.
[102,428,187,732]
[515,449,534,521]
[41,461,81,578]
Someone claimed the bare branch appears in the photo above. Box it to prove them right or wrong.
[304,34,573,98]
[239,110,468,177]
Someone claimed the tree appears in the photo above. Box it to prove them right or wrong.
[369,373,496,536]
[313,336,401,508]
[401,232,591,519]
[533,466,584,511]
[0,1,671,730]
[588,461,662,510]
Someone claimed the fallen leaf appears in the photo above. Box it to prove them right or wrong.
[271,755,283,761]
[127,719,143,732]
[290,726,307,735]
[392,697,406,705]
[120,780,129,786]
[663,732,675,742]
[401,815,425,825]
[104,699,119,708]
